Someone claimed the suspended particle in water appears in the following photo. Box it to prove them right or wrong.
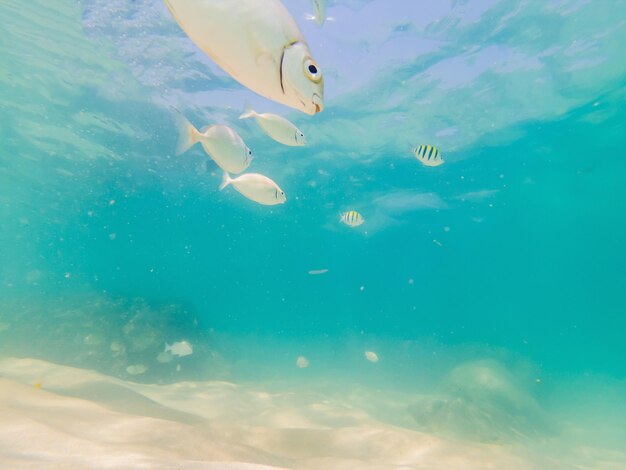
[359,285,365,292]
[408,278,414,285]
[109,199,116,206]
[308,269,329,275]
[444,226,450,233]
[296,356,309,368]
[64,272,71,279]
[109,233,117,241]
[110,341,124,355]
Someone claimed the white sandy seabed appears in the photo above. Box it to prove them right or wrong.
[1,358,626,469]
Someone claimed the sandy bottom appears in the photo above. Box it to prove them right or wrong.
[0,357,624,470]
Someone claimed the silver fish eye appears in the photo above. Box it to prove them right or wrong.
[304,58,322,83]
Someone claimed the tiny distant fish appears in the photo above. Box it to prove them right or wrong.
[364,351,379,363]
[433,239,443,247]
[157,351,174,363]
[165,340,193,357]
[339,210,364,227]
[311,0,326,26]
[413,145,444,167]
[126,364,148,375]
[296,356,309,368]
[308,269,328,275]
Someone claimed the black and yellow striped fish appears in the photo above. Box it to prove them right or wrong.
[412,145,444,167]
[339,210,364,227]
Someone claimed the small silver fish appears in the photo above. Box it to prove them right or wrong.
[220,172,286,206]
[239,108,306,147]
[165,340,193,357]
[175,115,252,174]
[413,145,444,167]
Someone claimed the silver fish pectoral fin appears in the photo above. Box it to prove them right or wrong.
[243,24,278,69]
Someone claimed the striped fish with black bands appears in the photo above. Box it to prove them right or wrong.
[412,144,445,167]
[339,210,364,227]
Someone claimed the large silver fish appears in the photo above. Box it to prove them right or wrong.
[164,0,324,115]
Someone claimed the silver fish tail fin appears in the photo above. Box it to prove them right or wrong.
[219,172,233,191]
[175,114,200,156]
[239,107,256,120]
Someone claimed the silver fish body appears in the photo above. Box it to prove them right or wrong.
[164,0,324,115]
[220,172,287,206]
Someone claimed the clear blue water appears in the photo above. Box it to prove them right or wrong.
[1,0,626,467]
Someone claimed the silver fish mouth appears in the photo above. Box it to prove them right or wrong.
[312,93,323,114]
[300,94,323,115]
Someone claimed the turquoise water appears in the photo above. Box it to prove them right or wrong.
[1,1,626,467]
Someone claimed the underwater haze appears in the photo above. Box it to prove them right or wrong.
[1,0,626,468]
